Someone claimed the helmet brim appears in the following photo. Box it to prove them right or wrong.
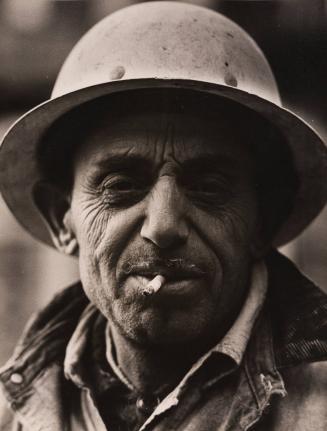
[1,78,326,248]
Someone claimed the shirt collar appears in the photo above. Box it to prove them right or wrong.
[213,259,268,364]
[64,302,100,388]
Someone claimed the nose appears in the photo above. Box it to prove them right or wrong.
[140,176,189,249]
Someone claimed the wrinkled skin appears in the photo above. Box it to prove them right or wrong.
[57,110,262,347]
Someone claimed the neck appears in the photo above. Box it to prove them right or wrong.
[108,323,229,398]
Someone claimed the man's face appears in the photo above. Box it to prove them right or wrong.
[67,107,261,346]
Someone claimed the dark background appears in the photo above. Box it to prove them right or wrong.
[0,0,326,365]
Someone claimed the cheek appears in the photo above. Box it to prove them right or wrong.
[193,198,258,291]
[203,195,258,252]
[71,195,145,308]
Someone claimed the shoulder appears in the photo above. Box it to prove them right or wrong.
[266,250,327,367]
[268,362,327,430]
[0,390,21,431]
[281,361,327,397]
[6,282,88,361]
[257,361,327,431]
[0,282,88,431]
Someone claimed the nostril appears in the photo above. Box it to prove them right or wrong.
[140,178,189,248]
[140,217,189,249]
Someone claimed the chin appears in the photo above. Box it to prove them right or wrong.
[117,305,215,347]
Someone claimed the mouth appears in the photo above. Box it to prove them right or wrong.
[123,265,207,298]
[130,268,204,282]
[122,261,206,281]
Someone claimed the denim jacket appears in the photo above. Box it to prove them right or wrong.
[0,251,326,430]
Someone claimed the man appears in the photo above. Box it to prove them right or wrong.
[0,2,326,430]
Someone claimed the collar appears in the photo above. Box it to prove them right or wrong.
[64,302,100,388]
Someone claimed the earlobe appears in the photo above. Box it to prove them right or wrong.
[33,181,79,256]
[58,210,79,256]
[57,230,79,255]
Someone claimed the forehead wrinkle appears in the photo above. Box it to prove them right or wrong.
[156,120,186,168]
[140,119,181,167]
[163,121,175,159]
[77,138,140,167]
[76,111,253,174]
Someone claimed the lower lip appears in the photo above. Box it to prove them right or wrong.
[125,275,205,298]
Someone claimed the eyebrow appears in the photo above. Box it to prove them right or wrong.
[182,155,241,174]
[91,153,241,176]
[92,154,154,173]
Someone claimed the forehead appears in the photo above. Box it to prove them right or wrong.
[74,109,255,170]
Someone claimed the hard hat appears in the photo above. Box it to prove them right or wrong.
[0,1,326,248]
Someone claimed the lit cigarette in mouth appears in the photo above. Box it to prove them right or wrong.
[142,275,166,296]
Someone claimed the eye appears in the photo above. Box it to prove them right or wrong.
[191,178,224,194]
[105,178,138,191]
[101,175,149,206]
[185,175,230,194]
[182,174,234,207]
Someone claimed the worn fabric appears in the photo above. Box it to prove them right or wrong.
[0,250,326,431]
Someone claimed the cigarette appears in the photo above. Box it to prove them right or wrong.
[142,275,166,296]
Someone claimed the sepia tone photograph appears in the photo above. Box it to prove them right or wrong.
[0,1,326,430]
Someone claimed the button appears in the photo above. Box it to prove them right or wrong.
[10,373,24,384]
[260,373,272,391]
[136,396,159,414]
[136,397,146,410]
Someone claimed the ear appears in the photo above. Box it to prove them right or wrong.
[33,182,78,256]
